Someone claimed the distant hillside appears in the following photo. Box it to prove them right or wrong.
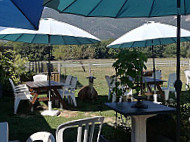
[42,8,190,40]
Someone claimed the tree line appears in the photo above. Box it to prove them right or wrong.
[0,40,190,61]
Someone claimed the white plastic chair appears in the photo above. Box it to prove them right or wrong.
[152,70,162,80]
[61,75,72,87]
[112,86,133,102]
[33,74,48,82]
[161,73,176,101]
[105,75,115,100]
[56,116,104,142]
[184,69,190,90]
[9,78,32,114]
[148,70,162,92]
[26,131,55,142]
[0,122,8,142]
[59,77,77,107]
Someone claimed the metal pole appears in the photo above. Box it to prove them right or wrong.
[48,35,51,102]
[175,0,182,141]
[151,41,156,94]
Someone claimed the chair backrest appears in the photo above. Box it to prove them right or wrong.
[33,74,47,82]
[26,131,55,142]
[70,77,77,89]
[184,70,190,81]
[9,78,16,94]
[167,73,176,88]
[64,75,72,86]
[105,76,115,88]
[0,122,8,142]
[56,116,104,142]
[152,70,162,80]
[105,75,111,87]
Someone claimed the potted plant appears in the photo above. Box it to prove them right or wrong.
[112,49,147,102]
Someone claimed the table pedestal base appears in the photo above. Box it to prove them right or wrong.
[41,110,60,116]
[41,101,60,116]
[153,94,162,104]
[131,114,156,142]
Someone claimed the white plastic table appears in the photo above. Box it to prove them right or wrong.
[0,122,8,142]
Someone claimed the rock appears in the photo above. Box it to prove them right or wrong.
[78,85,98,101]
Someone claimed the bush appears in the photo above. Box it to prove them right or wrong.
[0,50,29,96]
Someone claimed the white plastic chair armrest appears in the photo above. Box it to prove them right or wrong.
[15,91,31,96]
[16,84,27,88]
[15,87,29,92]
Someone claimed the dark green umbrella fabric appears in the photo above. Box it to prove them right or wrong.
[44,0,190,18]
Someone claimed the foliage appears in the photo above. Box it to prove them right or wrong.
[112,49,147,98]
[53,39,117,60]
[2,40,190,60]
[13,42,50,61]
[0,50,29,94]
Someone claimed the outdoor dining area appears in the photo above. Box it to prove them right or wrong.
[1,0,190,142]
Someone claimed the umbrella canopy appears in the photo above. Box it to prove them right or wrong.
[0,0,43,30]
[44,0,190,18]
[0,18,100,44]
[108,21,190,48]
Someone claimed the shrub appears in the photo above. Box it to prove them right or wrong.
[0,50,29,96]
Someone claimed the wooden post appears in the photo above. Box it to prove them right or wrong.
[57,63,61,82]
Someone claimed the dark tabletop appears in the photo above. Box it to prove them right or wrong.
[105,101,176,116]
[25,81,63,89]
[143,77,165,83]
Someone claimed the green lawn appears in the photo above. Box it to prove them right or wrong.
[0,58,190,142]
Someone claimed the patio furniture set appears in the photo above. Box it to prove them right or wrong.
[104,71,178,142]
[6,69,177,142]
[105,71,177,103]
[9,74,78,114]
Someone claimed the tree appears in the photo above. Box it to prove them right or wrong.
[112,49,147,99]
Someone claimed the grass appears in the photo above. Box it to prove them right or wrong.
[0,58,190,142]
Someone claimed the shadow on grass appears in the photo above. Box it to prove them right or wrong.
[147,114,176,142]
[65,95,112,112]
[101,123,131,142]
[0,96,55,142]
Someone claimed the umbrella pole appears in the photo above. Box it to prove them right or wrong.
[176,0,182,141]
[151,42,156,94]
[48,35,52,111]
[41,35,60,116]
[151,43,157,103]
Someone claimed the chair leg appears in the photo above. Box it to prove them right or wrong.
[14,98,21,114]
[164,90,170,101]
[70,95,77,107]
[174,91,177,99]
[67,96,71,104]
[108,89,111,100]
[186,82,188,90]
[112,93,116,102]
